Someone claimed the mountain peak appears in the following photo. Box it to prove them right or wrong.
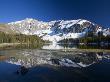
[6,18,110,42]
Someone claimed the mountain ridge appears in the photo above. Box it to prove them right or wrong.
[0,18,110,42]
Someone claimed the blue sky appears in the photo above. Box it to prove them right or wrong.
[0,0,110,27]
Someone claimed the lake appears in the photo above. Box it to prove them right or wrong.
[0,44,110,82]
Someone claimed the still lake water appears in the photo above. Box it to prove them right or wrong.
[0,44,110,82]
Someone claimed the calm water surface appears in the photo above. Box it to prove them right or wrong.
[0,45,110,82]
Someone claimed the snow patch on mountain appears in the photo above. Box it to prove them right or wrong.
[8,18,110,42]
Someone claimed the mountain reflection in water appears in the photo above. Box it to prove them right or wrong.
[0,49,110,82]
[6,50,107,68]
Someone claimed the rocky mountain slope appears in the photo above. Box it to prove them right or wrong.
[0,18,110,42]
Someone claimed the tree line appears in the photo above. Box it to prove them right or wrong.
[0,32,44,44]
[58,31,110,44]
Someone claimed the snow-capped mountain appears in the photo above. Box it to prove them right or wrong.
[7,18,110,42]
[8,18,51,35]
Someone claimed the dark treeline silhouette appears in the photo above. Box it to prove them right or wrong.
[58,32,110,45]
[0,32,44,44]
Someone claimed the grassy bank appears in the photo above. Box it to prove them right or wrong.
[0,43,44,50]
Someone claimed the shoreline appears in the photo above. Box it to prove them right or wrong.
[0,43,110,52]
[0,43,27,47]
[60,49,110,52]
[0,43,21,47]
